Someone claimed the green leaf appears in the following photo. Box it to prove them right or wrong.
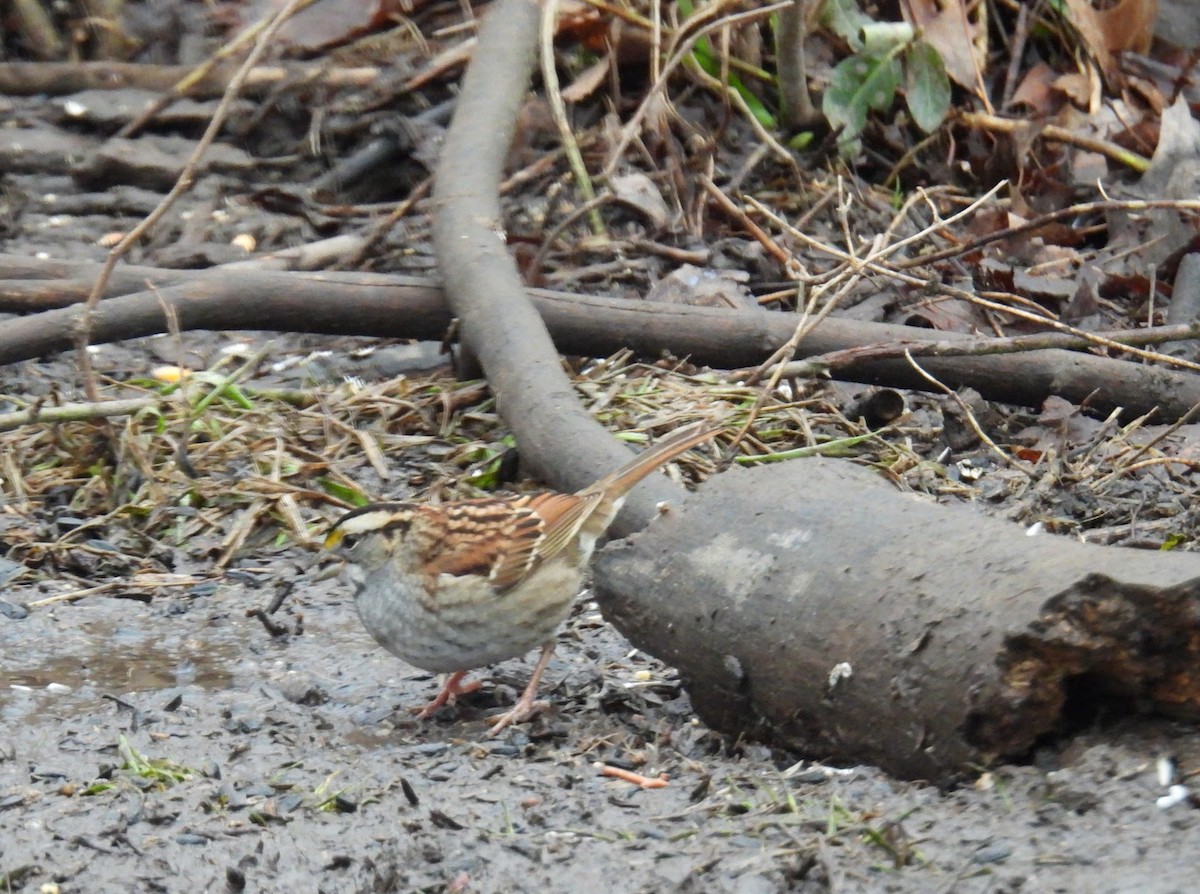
[1161,533,1186,551]
[319,478,369,506]
[822,53,900,150]
[464,451,505,490]
[686,35,777,129]
[903,40,951,133]
[732,73,778,128]
[820,0,872,51]
[787,130,815,150]
[221,383,254,410]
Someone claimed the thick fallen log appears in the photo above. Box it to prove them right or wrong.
[593,457,1200,782]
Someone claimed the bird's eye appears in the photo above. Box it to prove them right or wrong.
[340,534,359,550]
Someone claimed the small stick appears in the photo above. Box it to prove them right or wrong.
[904,349,1035,477]
[598,763,670,789]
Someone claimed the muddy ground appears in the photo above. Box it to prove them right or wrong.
[7,537,1200,892]
[1,339,1198,894]
[3,519,1199,894]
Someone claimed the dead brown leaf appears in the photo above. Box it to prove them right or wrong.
[1010,61,1060,113]
[903,0,988,92]
[1096,0,1158,54]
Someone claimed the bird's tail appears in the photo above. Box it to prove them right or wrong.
[585,423,716,501]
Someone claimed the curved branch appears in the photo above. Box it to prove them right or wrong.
[428,0,682,535]
[2,259,1200,424]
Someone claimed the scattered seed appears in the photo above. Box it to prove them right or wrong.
[400,777,420,806]
[429,809,465,830]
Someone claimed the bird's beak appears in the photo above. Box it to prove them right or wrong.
[311,555,345,583]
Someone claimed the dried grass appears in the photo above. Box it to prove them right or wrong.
[0,349,904,572]
[3,344,1196,598]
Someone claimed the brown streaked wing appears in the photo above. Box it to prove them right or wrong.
[416,499,546,592]
[525,491,602,564]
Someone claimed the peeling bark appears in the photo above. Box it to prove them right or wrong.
[593,458,1200,781]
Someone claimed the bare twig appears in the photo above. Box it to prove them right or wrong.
[0,397,157,433]
[898,196,1200,269]
[960,110,1150,173]
[25,575,203,608]
[541,0,603,235]
[904,349,1035,476]
[601,0,791,177]
[73,0,313,402]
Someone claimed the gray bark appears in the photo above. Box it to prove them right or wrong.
[594,458,1200,781]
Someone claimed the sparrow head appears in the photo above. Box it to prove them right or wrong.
[324,503,416,582]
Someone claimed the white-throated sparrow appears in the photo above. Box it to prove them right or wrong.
[324,424,715,734]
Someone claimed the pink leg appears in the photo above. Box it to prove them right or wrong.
[415,670,482,719]
[487,643,555,737]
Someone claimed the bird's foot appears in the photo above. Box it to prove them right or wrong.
[486,642,557,736]
[414,670,481,719]
[487,696,550,737]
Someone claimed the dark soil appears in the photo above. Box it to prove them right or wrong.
[4,520,1200,893]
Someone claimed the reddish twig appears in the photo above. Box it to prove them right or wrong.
[598,764,670,788]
